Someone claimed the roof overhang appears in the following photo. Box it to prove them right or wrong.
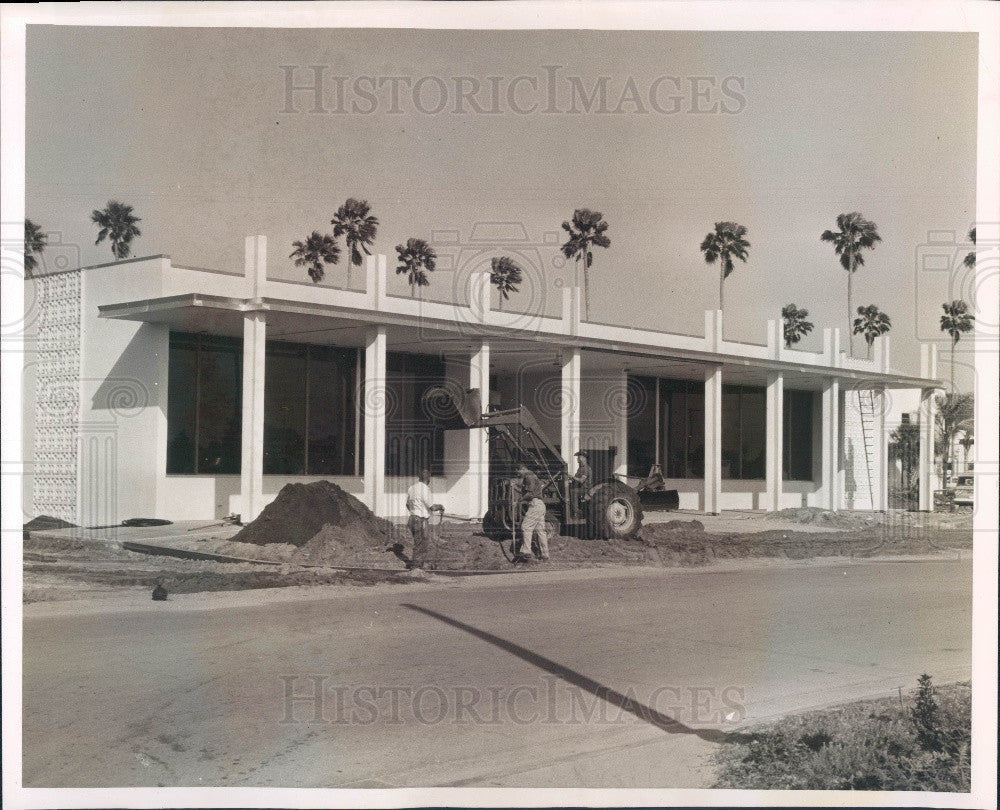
[99,294,943,390]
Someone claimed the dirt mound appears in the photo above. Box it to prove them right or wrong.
[773,507,877,530]
[24,515,77,531]
[638,519,707,545]
[292,524,385,567]
[231,481,392,550]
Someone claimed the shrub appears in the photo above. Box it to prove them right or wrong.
[713,679,971,791]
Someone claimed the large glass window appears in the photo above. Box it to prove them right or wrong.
[262,343,359,475]
[308,346,359,475]
[783,389,814,481]
[264,343,307,474]
[662,379,704,479]
[167,333,243,474]
[385,352,446,477]
[166,332,358,476]
[626,375,656,478]
[721,385,766,480]
[626,376,766,480]
[166,334,201,473]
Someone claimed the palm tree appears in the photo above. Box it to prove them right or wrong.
[939,299,974,392]
[290,231,340,283]
[489,256,523,311]
[889,419,921,506]
[395,238,436,297]
[935,392,973,485]
[331,198,378,289]
[958,429,974,473]
[24,219,47,278]
[820,212,881,356]
[781,303,813,349]
[560,209,610,320]
[852,304,892,359]
[963,226,976,269]
[90,200,142,259]
[699,222,750,316]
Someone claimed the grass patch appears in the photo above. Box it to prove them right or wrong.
[713,677,971,791]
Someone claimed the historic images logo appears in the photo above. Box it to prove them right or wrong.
[280,65,747,117]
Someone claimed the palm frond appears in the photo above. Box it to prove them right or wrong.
[290,231,340,283]
[331,198,379,268]
[91,200,142,259]
[24,219,47,276]
[395,238,437,294]
[781,303,814,347]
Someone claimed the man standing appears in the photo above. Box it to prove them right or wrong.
[516,462,549,562]
[405,468,435,569]
[570,449,592,517]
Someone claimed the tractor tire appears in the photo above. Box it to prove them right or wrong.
[544,513,561,543]
[482,506,512,542]
[587,481,643,540]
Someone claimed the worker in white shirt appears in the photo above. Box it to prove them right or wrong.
[405,468,439,569]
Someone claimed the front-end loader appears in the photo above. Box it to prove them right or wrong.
[424,385,643,543]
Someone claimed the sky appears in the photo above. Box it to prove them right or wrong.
[25,27,978,386]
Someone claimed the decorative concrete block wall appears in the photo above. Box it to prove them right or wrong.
[31,271,82,522]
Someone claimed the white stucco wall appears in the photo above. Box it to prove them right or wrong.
[78,260,170,525]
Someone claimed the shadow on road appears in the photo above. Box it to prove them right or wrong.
[402,603,731,744]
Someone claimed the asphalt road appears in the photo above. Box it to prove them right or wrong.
[22,559,972,788]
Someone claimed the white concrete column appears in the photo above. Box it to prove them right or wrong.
[560,347,581,465]
[879,335,891,373]
[765,372,784,512]
[365,254,387,309]
[363,326,387,517]
[705,310,722,352]
[469,340,490,519]
[769,318,783,360]
[616,368,629,477]
[821,377,841,510]
[469,272,491,323]
[875,387,889,512]
[239,311,267,521]
[703,365,722,514]
[562,286,581,336]
[918,387,937,512]
[245,234,267,298]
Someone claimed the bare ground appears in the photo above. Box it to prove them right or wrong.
[22,508,972,604]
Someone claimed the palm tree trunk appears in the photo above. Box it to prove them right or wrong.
[719,267,724,315]
[847,258,854,357]
[951,338,956,394]
[583,259,591,321]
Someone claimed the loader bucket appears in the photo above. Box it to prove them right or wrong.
[424,385,483,429]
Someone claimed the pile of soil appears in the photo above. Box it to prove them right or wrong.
[227,481,393,567]
[772,508,878,530]
[24,515,77,531]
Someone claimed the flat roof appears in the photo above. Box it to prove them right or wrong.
[99,292,942,390]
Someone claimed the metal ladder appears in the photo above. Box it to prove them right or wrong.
[856,389,878,510]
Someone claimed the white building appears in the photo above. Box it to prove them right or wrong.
[21,236,943,526]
